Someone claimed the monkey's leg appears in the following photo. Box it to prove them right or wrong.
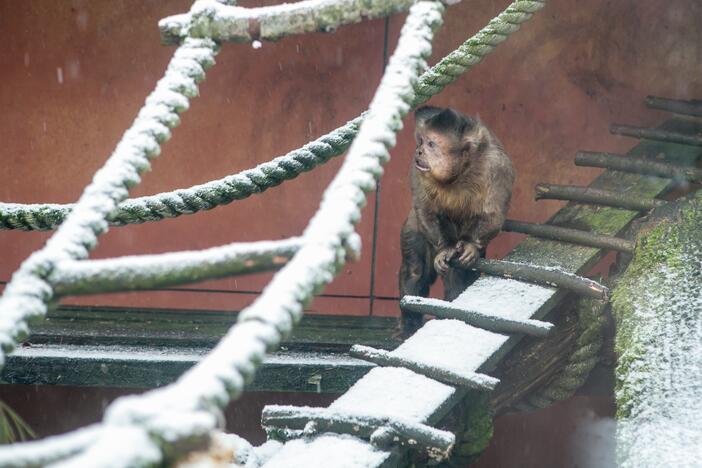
[443,247,486,301]
[399,221,436,334]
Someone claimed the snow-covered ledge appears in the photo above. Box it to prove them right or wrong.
[612,191,702,467]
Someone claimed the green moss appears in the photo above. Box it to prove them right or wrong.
[452,391,494,463]
[581,206,638,235]
[611,191,702,419]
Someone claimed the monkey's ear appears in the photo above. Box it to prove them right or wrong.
[415,106,443,124]
[461,117,489,153]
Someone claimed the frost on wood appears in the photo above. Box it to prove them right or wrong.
[264,434,390,468]
[262,405,456,459]
[612,192,702,467]
[0,38,218,369]
[400,295,553,336]
[50,237,302,295]
[160,0,418,44]
[349,343,500,390]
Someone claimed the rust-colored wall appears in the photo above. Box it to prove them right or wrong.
[2,0,701,319]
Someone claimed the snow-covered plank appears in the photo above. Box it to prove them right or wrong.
[0,343,372,392]
[400,295,553,336]
[264,434,394,468]
[350,344,499,390]
[330,367,455,422]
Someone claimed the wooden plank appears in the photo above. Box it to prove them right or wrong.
[0,305,396,391]
[29,305,399,350]
[0,343,373,392]
[264,117,702,466]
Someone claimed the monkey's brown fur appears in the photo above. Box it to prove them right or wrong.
[399,106,514,334]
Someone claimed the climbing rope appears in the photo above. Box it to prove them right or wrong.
[0,0,545,232]
[524,296,607,409]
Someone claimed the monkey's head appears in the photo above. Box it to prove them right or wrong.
[413,106,489,184]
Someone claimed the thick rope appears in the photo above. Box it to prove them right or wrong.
[524,296,607,409]
[0,0,545,232]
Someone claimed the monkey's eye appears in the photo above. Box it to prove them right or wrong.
[427,140,435,149]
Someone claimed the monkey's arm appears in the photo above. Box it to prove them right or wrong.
[416,205,458,276]
[456,163,514,266]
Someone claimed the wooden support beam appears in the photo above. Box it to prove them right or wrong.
[349,344,499,390]
[503,219,634,253]
[645,95,702,117]
[262,405,456,461]
[470,259,610,300]
[575,151,702,183]
[610,124,702,147]
[535,183,666,211]
[400,295,553,336]
[0,306,397,392]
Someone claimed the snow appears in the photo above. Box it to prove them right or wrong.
[453,276,554,320]
[616,249,702,467]
[330,367,455,422]
[263,434,390,468]
[393,319,505,374]
[0,425,102,467]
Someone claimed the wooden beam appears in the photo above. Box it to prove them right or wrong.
[0,306,397,392]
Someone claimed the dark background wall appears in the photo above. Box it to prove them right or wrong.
[2,0,701,316]
[1,0,701,466]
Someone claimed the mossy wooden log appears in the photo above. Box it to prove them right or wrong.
[575,151,702,183]
[535,183,666,211]
[645,95,702,117]
[503,219,634,253]
[610,124,702,147]
[611,191,702,467]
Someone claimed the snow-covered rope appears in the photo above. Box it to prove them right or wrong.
[0,38,218,367]
[0,0,544,232]
[51,237,302,295]
[160,0,423,44]
[33,3,444,466]
[0,425,103,468]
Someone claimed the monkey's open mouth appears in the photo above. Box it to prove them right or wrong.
[415,159,430,172]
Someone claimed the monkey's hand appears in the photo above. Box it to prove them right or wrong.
[433,247,458,276]
[454,241,480,268]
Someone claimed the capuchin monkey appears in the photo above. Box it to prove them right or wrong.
[399,106,514,334]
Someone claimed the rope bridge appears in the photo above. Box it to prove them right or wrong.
[0,0,546,466]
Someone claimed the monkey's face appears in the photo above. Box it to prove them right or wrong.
[414,129,470,185]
